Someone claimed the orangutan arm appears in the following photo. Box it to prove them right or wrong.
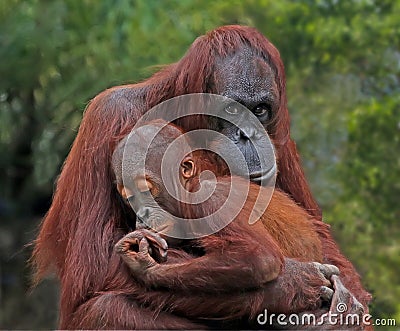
[115,228,283,292]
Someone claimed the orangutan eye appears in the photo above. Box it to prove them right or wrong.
[224,104,240,115]
[135,178,150,193]
[253,104,272,119]
[136,178,159,197]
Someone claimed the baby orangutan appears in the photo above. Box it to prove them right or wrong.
[111,120,351,321]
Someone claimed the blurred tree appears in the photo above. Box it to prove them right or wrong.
[329,95,400,321]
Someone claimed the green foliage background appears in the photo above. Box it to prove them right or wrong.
[1,0,399,329]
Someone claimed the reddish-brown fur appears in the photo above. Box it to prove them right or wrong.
[262,189,323,262]
[188,146,324,262]
[112,122,326,314]
[31,25,371,329]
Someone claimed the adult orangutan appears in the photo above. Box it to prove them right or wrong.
[31,25,371,329]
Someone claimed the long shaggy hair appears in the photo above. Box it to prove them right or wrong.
[31,25,370,328]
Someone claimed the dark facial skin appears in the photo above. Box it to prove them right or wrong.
[124,175,173,229]
[124,172,186,250]
[211,47,279,181]
[121,176,171,262]
[125,178,157,229]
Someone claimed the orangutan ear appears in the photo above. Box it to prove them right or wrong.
[180,155,196,179]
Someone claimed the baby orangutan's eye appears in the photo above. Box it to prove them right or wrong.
[135,178,159,197]
[135,178,150,193]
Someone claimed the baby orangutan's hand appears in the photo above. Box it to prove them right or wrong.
[115,229,168,275]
